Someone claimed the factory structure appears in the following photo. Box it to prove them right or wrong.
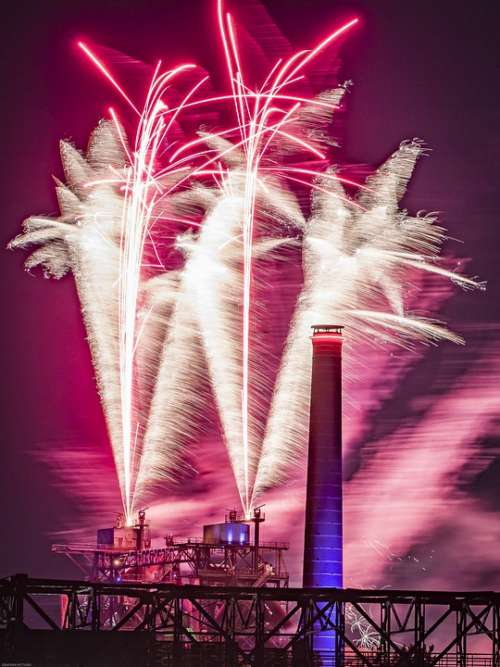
[53,506,289,590]
[303,325,343,590]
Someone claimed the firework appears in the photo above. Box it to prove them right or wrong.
[253,139,478,498]
[9,122,129,508]
[9,1,481,522]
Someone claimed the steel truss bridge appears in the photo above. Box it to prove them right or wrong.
[1,574,499,667]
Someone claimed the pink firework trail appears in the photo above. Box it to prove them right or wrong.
[216,0,358,514]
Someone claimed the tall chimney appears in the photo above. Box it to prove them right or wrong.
[303,325,343,589]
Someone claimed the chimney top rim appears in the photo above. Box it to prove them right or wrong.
[311,325,343,335]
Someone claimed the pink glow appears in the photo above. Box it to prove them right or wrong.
[16,2,490,598]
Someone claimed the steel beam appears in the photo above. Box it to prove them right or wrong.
[2,575,500,667]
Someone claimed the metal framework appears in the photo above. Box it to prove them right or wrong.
[1,574,500,666]
[52,538,289,587]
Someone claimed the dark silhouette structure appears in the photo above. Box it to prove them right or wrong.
[1,574,499,666]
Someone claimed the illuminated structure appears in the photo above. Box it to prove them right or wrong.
[52,509,288,590]
[303,324,343,658]
[303,325,343,589]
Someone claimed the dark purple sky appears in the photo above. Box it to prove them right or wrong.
[1,0,500,583]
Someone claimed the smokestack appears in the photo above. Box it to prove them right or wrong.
[303,325,343,589]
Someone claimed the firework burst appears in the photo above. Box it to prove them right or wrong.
[9,1,481,522]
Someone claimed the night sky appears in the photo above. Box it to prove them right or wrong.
[1,0,500,586]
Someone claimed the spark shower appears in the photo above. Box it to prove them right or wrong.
[9,1,480,526]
